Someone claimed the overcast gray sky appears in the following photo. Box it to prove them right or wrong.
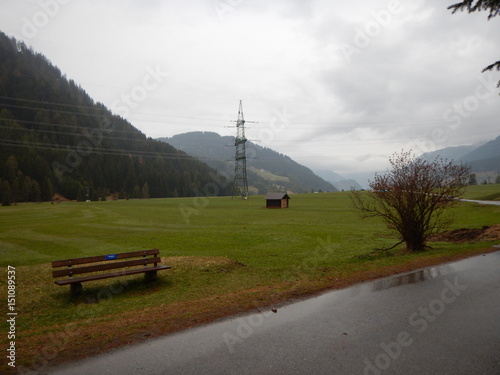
[1,0,499,176]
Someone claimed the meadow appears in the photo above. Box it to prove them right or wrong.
[0,186,499,372]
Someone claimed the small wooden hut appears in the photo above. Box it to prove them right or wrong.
[265,192,290,209]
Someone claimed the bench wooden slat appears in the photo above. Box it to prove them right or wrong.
[54,265,172,285]
[52,248,171,296]
[51,249,159,268]
[52,257,162,278]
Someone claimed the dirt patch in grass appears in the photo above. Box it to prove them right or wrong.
[430,224,500,243]
[167,256,247,270]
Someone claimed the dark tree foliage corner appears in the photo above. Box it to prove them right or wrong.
[448,0,500,18]
[448,0,500,91]
[351,151,471,252]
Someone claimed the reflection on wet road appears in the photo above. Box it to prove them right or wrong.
[49,251,500,375]
[361,263,457,293]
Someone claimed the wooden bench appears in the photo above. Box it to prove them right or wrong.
[52,248,171,296]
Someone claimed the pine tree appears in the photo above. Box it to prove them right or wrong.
[4,155,18,182]
[76,185,86,202]
[133,185,141,199]
[1,180,12,206]
[469,173,478,185]
[142,182,150,199]
[21,176,33,202]
[31,180,41,202]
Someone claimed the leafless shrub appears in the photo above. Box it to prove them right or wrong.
[351,150,471,252]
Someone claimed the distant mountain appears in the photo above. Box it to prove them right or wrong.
[315,169,345,184]
[333,179,363,191]
[419,145,478,163]
[0,32,231,203]
[159,132,337,194]
[314,169,364,191]
[460,135,500,171]
[419,135,500,174]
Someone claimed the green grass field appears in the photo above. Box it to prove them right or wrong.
[2,186,498,268]
[462,183,500,201]
[0,186,499,372]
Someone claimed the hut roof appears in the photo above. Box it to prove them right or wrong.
[264,193,290,200]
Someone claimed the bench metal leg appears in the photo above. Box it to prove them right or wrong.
[145,270,157,283]
[70,283,83,297]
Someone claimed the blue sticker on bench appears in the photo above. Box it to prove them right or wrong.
[106,254,118,260]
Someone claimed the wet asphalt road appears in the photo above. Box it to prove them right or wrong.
[461,199,500,206]
[48,251,500,375]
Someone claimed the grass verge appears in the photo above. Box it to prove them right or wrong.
[0,187,499,373]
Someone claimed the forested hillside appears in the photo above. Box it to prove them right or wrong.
[160,131,337,194]
[0,32,230,204]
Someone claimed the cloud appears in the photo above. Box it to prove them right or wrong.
[0,0,499,177]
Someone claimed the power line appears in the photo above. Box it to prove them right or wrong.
[0,119,140,136]
[0,95,232,124]
[0,138,198,160]
[0,124,148,144]
[0,95,101,111]
[2,96,500,131]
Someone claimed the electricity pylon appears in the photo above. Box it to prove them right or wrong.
[232,100,249,199]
